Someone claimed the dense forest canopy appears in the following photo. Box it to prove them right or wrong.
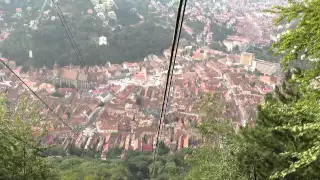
[246,46,279,62]
[0,0,177,68]
[41,141,190,179]
[0,0,238,68]
[47,149,189,180]
[186,20,234,42]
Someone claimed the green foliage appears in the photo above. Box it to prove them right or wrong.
[158,141,170,156]
[0,0,176,68]
[114,0,141,27]
[150,152,189,180]
[98,102,105,107]
[237,68,320,179]
[136,95,143,106]
[186,20,234,42]
[47,145,188,180]
[211,23,234,42]
[0,96,57,179]
[20,65,31,73]
[106,147,123,159]
[186,93,247,180]
[225,2,320,177]
[50,156,129,180]
[82,149,98,158]
[128,153,152,179]
[68,144,84,157]
[249,81,256,88]
[246,45,280,62]
[210,41,227,52]
[186,145,246,180]
[253,70,263,76]
[187,78,320,179]
[51,91,63,98]
[256,0,320,178]
[45,146,67,156]
[266,0,320,71]
[186,21,204,34]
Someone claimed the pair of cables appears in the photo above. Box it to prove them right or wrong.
[151,0,188,175]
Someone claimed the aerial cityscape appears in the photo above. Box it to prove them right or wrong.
[2,0,318,179]
[0,0,283,156]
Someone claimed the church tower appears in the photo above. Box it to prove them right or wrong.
[53,61,60,77]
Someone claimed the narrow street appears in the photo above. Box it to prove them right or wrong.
[85,106,103,128]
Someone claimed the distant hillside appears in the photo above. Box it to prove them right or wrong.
[0,0,178,68]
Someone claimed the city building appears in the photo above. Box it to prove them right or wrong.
[240,52,255,66]
[252,59,281,75]
[52,63,95,89]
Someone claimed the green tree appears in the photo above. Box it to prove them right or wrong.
[0,96,57,179]
[83,149,97,158]
[210,23,234,42]
[247,45,280,62]
[186,93,246,180]
[158,141,170,156]
[98,102,105,107]
[238,67,320,180]
[68,144,84,156]
[51,91,63,98]
[45,146,67,156]
[150,152,189,180]
[128,154,152,179]
[242,0,320,178]
[233,0,320,178]
[54,156,129,179]
[253,70,263,76]
[210,41,227,52]
[106,147,123,159]
[136,95,143,107]
[0,7,177,68]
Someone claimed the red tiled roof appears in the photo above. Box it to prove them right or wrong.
[103,144,109,152]
[124,62,139,67]
[0,57,8,61]
[0,32,10,40]
[78,72,88,81]
[100,123,118,131]
[134,73,145,80]
[24,80,36,87]
[192,51,203,60]
[226,36,250,43]
[142,144,153,151]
